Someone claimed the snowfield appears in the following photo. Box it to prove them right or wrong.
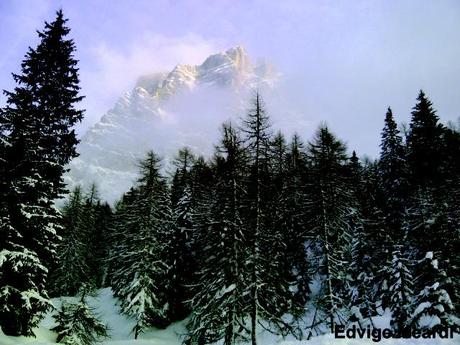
[0,288,457,345]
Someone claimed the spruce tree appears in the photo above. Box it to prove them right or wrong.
[91,201,112,288]
[386,245,414,334]
[406,93,459,304]
[305,124,354,330]
[0,10,83,336]
[50,187,88,296]
[379,108,409,244]
[52,296,108,345]
[407,91,443,188]
[410,252,458,331]
[80,184,102,290]
[348,222,375,328]
[375,108,412,310]
[168,147,196,321]
[186,123,249,345]
[105,188,138,289]
[274,133,311,309]
[241,94,300,344]
[345,152,375,325]
[436,126,460,310]
[110,152,172,338]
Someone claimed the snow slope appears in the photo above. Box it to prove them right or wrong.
[65,46,278,204]
[1,288,457,345]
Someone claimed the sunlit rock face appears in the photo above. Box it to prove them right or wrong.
[66,46,278,203]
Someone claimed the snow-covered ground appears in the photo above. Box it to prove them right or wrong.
[0,288,457,345]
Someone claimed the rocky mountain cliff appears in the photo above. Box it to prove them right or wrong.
[66,46,278,203]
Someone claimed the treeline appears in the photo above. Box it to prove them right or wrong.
[55,93,460,344]
[0,8,459,345]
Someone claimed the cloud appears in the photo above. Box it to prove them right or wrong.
[78,33,220,132]
[0,0,53,102]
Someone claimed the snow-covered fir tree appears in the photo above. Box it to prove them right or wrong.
[305,124,355,330]
[348,222,375,329]
[168,147,196,321]
[50,184,110,296]
[0,10,83,336]
[386,245,414,334]
[345,155,376,327]
[52,296,108,345]
[410,251,458,331]
[50,187,88,296]
[110,151,172,338]
[271,133,311,310]
[241,94,301,344]
[375,107,411,310]
[379,107,409,245]
[79,184,110,290]
[350,158,386,317]
[186,123,249,345]
[407,91,444,189]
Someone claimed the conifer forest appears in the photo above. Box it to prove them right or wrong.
[0,9,459,345]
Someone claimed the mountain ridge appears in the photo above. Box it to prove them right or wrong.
[66,46,277,203]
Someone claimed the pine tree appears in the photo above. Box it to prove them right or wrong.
[241,94,300,344]
[406,187,438,261]
[375,108,412,311]
[110,152,172,338]
[344,153,376,325]
[405,93,459,306]
[274,133,311,309]
[91,201,112,288]
[50,187,88,296]
[352,159,386,316]
[186,123,249,345]
[379,108,409,244]
[348,222,375,328]
[305,124,354,330]
[410,252,458,331]
[49,184,110,296]
[105,188,138,289]
[168,147,196,321]
[52,296,108,345]
[386,245,414,334]
[80,184,102,290]
[407,91,444,188]
[436,126,460,310]
[0,10,83,336]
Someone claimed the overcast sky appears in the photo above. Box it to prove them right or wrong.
[1,0,459,157]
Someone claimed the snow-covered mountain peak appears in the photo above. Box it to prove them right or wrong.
[128,46,276,101]
[67,46,278,203]
[199,46,251,75]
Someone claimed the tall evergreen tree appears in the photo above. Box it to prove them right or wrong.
[305,125,354,330]
[79,184,104,289]
[385,245,414,334]
[168,147,196,321]
[241,93,300,344]
[410,252,458,331]
[49,186,88,296]
[375,108,412,310]
[407,91,444,188]
[110,152,173,338]
[379,107,409,245]
[91,201,112,288]
[345,152,377,327]
[52,296,108,345]
[0,10,83,336]
[186,123,249,345]
[273,133,311,309]
[436,125,460,310]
